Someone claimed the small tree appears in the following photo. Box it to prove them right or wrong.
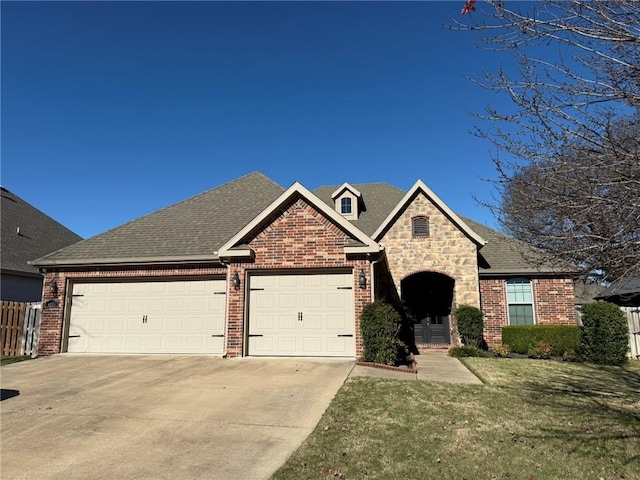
[455,305,484,348]
[580,302,629,366]
[360,302,402,365]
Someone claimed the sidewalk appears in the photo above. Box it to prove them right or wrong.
[349,350,483,385]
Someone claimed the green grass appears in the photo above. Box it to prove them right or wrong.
[0,355,32,366]
[272,359,640,480]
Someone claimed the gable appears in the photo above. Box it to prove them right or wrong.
[244,196,365,266]
[218,182,380,258]
[373,180,486,246]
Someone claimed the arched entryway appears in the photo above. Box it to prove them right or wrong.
[401,272,454,345]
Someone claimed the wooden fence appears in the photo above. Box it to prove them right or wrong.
[623,306,640,359]
[1,301,42,357]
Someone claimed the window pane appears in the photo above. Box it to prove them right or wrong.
[507,280,532,303]
[341,197,352,214]
[509,305,534,325]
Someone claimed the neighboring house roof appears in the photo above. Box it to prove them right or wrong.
[595,277,640,307]
[1,187,82,276]
[573,280,605,305]
[33,172,574,276]
[33,172,284,267]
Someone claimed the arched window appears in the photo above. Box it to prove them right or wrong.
[412,216,429,238]
[506,278,534,325]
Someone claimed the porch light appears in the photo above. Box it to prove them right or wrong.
[232,271,241,290]
[359,269,367,289]
[49,279,58,296]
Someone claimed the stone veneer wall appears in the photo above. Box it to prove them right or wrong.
[480,277,577,346]
[380,192,481,311]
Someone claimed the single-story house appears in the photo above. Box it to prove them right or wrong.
[32,172,577,357]
[1,186,82,303]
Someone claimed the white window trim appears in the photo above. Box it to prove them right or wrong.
[505,277,536,326]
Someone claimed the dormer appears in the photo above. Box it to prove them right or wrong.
[331,183,361,220]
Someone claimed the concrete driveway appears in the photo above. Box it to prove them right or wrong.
[1,355,353,480]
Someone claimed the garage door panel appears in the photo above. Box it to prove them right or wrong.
[248,273,354,357]
[68,280,225,354]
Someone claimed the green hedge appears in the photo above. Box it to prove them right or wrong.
[455,305,484,348]
[502,325,581,356]
[361,301,402,365]
[580,302,629,366]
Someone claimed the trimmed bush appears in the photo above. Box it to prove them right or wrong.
[455,305,485,348]
[502,325,580,356]
[492,344,511,358]
[528,341,553,359]
[360,302,402,365]
[448,346,491,358]
[580,302,629,366]
[562,348,581,362]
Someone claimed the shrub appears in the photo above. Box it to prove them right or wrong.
[360,302,402,365]
[492,344,511,358]
[448,346,491,358]
[580,302,629,366]
[562,348,581,362]
[528,341,553,359]
[502,325,580,356]
[455,305,485,348]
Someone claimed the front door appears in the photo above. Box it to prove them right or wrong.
[414,315,450,345]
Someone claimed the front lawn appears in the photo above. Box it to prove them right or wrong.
[273,359,640,480]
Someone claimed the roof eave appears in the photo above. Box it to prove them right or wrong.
[30,254,222,268]
[478,269,579,278]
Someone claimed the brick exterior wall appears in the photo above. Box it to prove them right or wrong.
[39,265,227,356]
[480,277,577,346]
[226,197,371,357]
[38,196,371,358]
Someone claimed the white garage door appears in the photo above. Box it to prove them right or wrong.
[247,273,355,357]
[67,279,226,354]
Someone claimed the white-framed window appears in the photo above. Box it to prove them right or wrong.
[506,278,534,325]
[412,216,429,238]
[341,197,352,215]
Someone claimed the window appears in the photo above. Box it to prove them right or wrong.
[412,216,429,238]
[506,278,534,325]
[341,197,352,215]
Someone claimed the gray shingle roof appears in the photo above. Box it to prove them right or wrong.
[462,217,573,275]
[33,172,284,266]
[313,183,405,237]
[1,187,83,275]
[33,172,573,276]
[595,277,640,306]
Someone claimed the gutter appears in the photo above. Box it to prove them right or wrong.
[29,255,221,268]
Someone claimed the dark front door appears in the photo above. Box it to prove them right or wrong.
[414,315,450,345]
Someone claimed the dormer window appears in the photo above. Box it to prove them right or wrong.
[412,216,429,238]
[341,197,352,215]
[332,182,361,220]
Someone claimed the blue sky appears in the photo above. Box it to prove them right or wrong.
[2,1,517,239]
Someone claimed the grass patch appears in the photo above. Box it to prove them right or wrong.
[0,355,32,366]
[273,359,640,480]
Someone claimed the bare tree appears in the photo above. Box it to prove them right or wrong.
[453,0,640,281]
